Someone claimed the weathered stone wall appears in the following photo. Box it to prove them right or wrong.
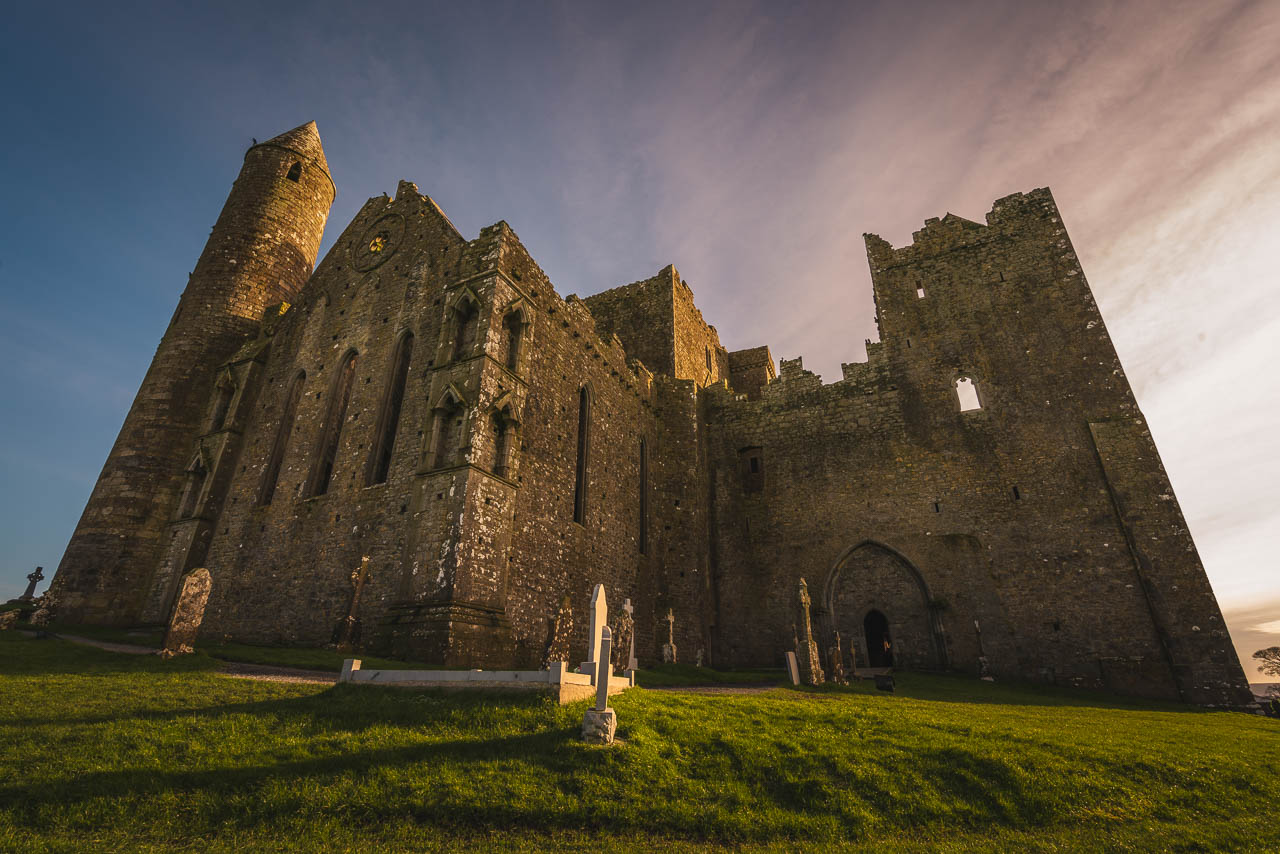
[704,189,1251,706]
[52,129,1251,709]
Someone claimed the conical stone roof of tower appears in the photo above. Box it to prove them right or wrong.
[262,121,329,176]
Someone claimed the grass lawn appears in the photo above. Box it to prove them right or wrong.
[2,633,1277,852]
[633,663,782,687]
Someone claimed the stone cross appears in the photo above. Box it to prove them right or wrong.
[595,626,612,711]
[582,583,607,682]
[622,598,637,670]
[794,577,825,686]
[334,556,371,651]
[19,567,43,602]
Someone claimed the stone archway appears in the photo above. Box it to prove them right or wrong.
[823,541,947,671]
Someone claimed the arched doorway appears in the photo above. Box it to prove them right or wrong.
[864,609,893,667]
[823,541,947,671]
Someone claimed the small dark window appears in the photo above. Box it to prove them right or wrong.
[428,396,464,469]
[490,411,513,477]
[286,162,302,182]
[705,346,713,373]
[739,447,764,493]
[1012,485,1022,500]
[933,501,941,513]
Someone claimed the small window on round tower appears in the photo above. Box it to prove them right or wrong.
[286,162,302,182]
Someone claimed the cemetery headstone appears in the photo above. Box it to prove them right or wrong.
[543,594,574,668]
[161,567,212,656]
[581,584,607,682]
[785,650,800,685]
[622,598,638,670]
[19,566,44,602]
[582,625,617,744]
[662,608,678,663]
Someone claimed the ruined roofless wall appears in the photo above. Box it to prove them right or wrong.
[703,189,1251,707]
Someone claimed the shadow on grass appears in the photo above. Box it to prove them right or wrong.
[780,671,1202,713]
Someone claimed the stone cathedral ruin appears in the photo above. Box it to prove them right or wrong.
[47,122,1253,706]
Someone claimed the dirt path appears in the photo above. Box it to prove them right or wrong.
[34,632,337,685]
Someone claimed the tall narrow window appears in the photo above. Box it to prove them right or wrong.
[179,458,207,519]
[308,351,358,497]
[503,311,524,372]
[366,333,414,485]
[209,379,235,432]
[490,411,512,477]
[638,437,648,554]
[286,162,302,182]
[955,376,981,411]
[428,394,465,470]
[573,385,591,523]
[705,346,713,373]
[452,299,478,362]
[259,371,305,505]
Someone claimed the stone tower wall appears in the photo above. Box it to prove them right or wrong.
[52,124,333,624]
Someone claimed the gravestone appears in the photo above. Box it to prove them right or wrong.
[582,625,617,744]
[794,578,824,686]
[827,631,847,684]
[543,594,574,668]
[581,584,607,682]
[622,598,638,670]
[612,604,634,672]
[161,567,211,655]
[661,608,678,663]
[785,650,800,685]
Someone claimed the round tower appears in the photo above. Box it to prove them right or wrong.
[53,122,335,624]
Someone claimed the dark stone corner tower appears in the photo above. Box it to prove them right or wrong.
[53,122,335,624]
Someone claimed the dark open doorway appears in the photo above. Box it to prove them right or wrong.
[865,609,893,667]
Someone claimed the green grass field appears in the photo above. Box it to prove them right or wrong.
[2,633,1277,852]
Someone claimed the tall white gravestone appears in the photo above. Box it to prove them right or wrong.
[581,583,607,683]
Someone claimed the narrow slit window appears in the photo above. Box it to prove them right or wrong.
[705,346,713,373]
[573,386,591,523]
[452,299,478,362]
[428,397,464,469]
[916,286,926,299]
[638,437,648,554]
[308,352,358,497]
[259,371,305,505]
[490,411,512,477]
[956,376,981,411]
[286,162,302,182]
[366,333,414,485]
[1012,485,1022,501]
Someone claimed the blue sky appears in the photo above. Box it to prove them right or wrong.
[3,0,1278,678]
